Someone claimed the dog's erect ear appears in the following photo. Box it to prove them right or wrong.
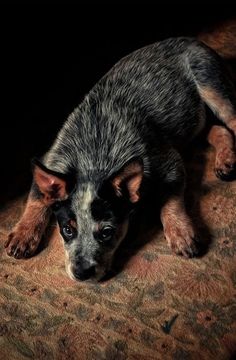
[111,160,143,203]
[32,159,69,204]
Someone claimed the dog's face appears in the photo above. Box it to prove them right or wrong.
[33,159,143,281]
[53,185,130,281]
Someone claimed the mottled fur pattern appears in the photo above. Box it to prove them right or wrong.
[5,37,236,281]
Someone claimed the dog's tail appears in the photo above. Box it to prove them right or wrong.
[198,18,236,60]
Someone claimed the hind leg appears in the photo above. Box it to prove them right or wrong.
[199,85,236,136]
[187,41,236,179]
[200,85,236,179]
[207,125,236,180]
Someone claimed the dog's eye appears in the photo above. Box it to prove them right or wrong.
[52,202,61,210]
[62,225,74,240]
[99,226,115,242]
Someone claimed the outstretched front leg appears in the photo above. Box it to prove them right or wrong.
[5,160,70,259]
[157,147,199,258]
[4,187,51,258]
[161,195,199,258]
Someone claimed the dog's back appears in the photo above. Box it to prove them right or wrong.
[45,37,213,179]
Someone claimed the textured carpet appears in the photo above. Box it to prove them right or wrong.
[1,127,236,360]
[1,23,236,360]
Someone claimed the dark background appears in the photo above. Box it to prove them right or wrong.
[1,3,236,204]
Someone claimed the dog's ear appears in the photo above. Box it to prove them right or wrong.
[111,160,143,203]
[32,159,69,204]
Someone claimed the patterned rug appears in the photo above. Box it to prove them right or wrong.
[1,21,236,360]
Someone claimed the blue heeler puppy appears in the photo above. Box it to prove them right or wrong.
[5,37,236,281]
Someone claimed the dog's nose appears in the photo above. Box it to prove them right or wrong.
[73,260,96,281]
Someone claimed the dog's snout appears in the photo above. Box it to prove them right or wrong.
[74,266,96,281]
[73,259,96,281]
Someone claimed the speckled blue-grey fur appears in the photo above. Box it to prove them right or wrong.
[42,37,236,280]
[45,38,235,175]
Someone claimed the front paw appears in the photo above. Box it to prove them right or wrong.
[4,226,41,259]
[164,221,199,258]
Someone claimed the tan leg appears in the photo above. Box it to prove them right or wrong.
[160,196,198,258]
[227,118,236,137]
[207,125,236,180]
[4,192,51,258]
[198,85,236,133]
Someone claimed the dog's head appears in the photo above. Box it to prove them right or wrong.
[33,159,143,281]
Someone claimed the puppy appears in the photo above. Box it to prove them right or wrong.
[5,37,236,281]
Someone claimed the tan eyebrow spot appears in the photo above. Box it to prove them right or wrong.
[69,220,77,229]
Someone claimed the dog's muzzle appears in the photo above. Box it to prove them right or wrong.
[71,257,96,281]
